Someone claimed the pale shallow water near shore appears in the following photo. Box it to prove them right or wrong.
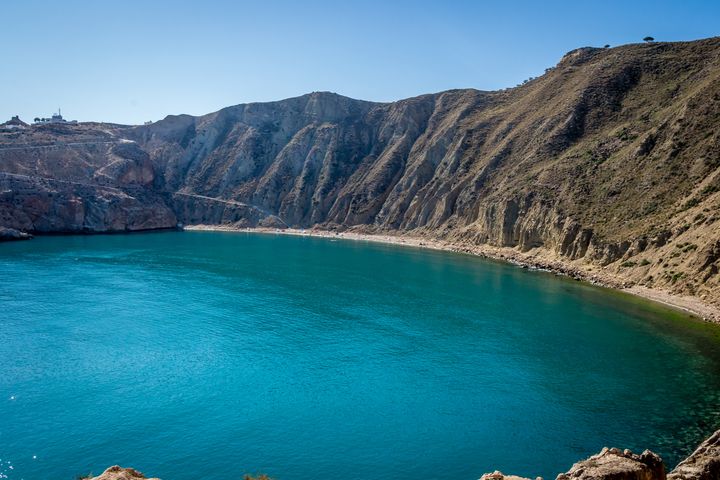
[2,231,720,480]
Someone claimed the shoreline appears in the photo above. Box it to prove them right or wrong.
[184,224,720,323]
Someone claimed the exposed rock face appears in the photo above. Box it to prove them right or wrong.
[557,448,666,480]
[477,430,720,480]
[0,173,176,233]
[0,124,177,233]
[668,430,720,480]
[88,466,159,480]
[0,226,32,241]
[1,38,720,309]
[479,448,666,480]
[480,470,537,480]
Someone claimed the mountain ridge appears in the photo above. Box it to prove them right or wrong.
[1,37,719,317]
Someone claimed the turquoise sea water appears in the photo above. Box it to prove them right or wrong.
[1,231,720,480]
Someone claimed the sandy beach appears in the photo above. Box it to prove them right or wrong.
[184,224,720,324]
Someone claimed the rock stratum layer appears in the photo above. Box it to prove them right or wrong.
[2,38,720,315]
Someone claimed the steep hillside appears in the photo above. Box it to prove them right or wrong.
[2,38,719,314]
[0,123,176,232]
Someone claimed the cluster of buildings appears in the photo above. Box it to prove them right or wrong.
[1,110,78,132]
[33,109,77,125]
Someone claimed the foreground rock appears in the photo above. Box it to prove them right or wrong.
[558,448,665,480]
[88,466,159,480]
[0,226,32,241]
[668,430,720,480]
[479,448,665,480]
[88,430,720,480]
[480,471,538,480]
[479,430,720,480]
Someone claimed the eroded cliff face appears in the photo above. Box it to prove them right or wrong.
[0,125,177,233]
[1,38,719,308]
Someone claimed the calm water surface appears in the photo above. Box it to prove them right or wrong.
[1,231,720,480]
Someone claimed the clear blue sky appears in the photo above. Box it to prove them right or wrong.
[2,0,718,125]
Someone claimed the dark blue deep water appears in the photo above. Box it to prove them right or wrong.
[1,231,720,480]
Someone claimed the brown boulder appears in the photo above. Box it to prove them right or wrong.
[88,465,159,480]
[556,448,665,480]
[479,470,538,480]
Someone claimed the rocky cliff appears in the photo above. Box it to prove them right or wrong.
[0,124,177,233]
[2,38,719,313]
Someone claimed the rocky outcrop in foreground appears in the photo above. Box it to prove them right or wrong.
[88,466,159,480]
[482,448,665,480]
[89,430,720,480]
[668,430,720,480]
[482,429,720,480]
[557,448,665,480]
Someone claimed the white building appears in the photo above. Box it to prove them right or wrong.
[34,109,77,124]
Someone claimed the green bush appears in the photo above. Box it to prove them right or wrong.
[684,198,700,209]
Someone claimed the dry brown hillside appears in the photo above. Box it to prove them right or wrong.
[1,38,719,314]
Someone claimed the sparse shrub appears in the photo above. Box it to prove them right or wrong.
[642,202,658,214]
[701,184,719,195]
[682,243,698,252]
[684,198,700,209]
[639,259,651,266]
[621,260,637,267]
